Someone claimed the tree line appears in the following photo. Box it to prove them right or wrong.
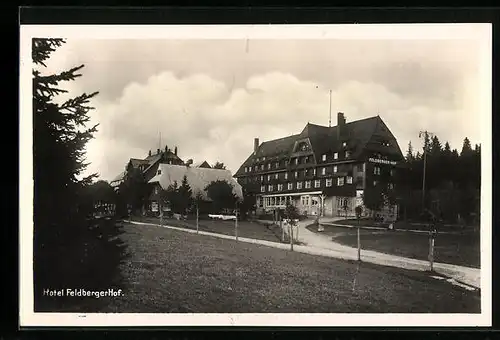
[400,133,481,224]
[364,131,481,224]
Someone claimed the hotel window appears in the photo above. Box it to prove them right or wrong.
[295,171,299,178]
[154,186,159,194]
[278,184,283,191]
[285,172,288,180]
[305,181,312,189]
[374,166,381,175]
[260,175,264,182]
[333,165,338,173]
[275,162,279,168]
[334,152,338,160]
[388,183,394,190]
[322,154,327,161]
[321,167,326,175]
[248,167,252,172]
[342,142,347,147]
[256,158,260,162]
[390,169,395,176]
[337,177,345,186]
[295,158,299,165]
[263,157,266,161]
[373,180,378,186]
[268,185,273,192]
[261,185,265,193]
[297,182,303,189]
[157,169,162,175]
[285,160,289,166]
[346,176,353,184]
[313,168,316,176]
[314,180,321,188]
[244,167,248,173]
[267,175,271,181]
[268,163,271,170]
[326,178,333,187]
[345,151,351,158]
[275,173,279,179]
[288,182,293,190]
[260,164,264,170]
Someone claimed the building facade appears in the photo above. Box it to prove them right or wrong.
[233,113,405,220]
[148,163,243,215]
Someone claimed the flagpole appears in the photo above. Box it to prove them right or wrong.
[328,89,332,127]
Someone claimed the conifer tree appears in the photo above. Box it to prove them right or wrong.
[33,38,128,311]
[405,141,414,162]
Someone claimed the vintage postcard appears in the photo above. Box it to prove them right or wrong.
[19,23,492,327]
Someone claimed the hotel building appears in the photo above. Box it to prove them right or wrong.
[233,113,405,219]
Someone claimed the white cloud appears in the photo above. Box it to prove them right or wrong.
[83,69,479,181]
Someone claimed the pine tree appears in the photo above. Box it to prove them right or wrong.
[460,137,473,157]
[178,175,193,214]
[430,135,442,156]
[405,141,414,162]
[33,38,127,311]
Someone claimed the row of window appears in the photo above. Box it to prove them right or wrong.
[244,151,352,173]
[260,176,354,193]
[245,164,355,180]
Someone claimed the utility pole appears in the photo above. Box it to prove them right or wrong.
[418,130,434,212]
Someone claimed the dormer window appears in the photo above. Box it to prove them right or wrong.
[334,152,338,160]
[322,154,327,161]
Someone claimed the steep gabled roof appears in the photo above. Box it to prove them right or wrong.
[129,158,150,168]
[255,134,300,157]
[234,115,396,176]
[149,164,243,201]
[194,160,212,168]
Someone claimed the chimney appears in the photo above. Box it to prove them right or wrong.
[337,112,346,139]
[157,148,160,155]
[174,146,178,155]
[148,150,152,157]
[254,138,259,154]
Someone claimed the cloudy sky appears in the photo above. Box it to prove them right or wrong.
[37,28,488,182]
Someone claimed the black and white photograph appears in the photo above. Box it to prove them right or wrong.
[19,23,492,327]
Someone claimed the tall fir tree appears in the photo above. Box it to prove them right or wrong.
[460,137,473,157]
[33,38,128,310]
[405,141,414,162]
[178,174,193,213]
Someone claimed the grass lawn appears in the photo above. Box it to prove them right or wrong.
[99,222,480,313]
[308,225,480,268]
[134,216,284,243]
